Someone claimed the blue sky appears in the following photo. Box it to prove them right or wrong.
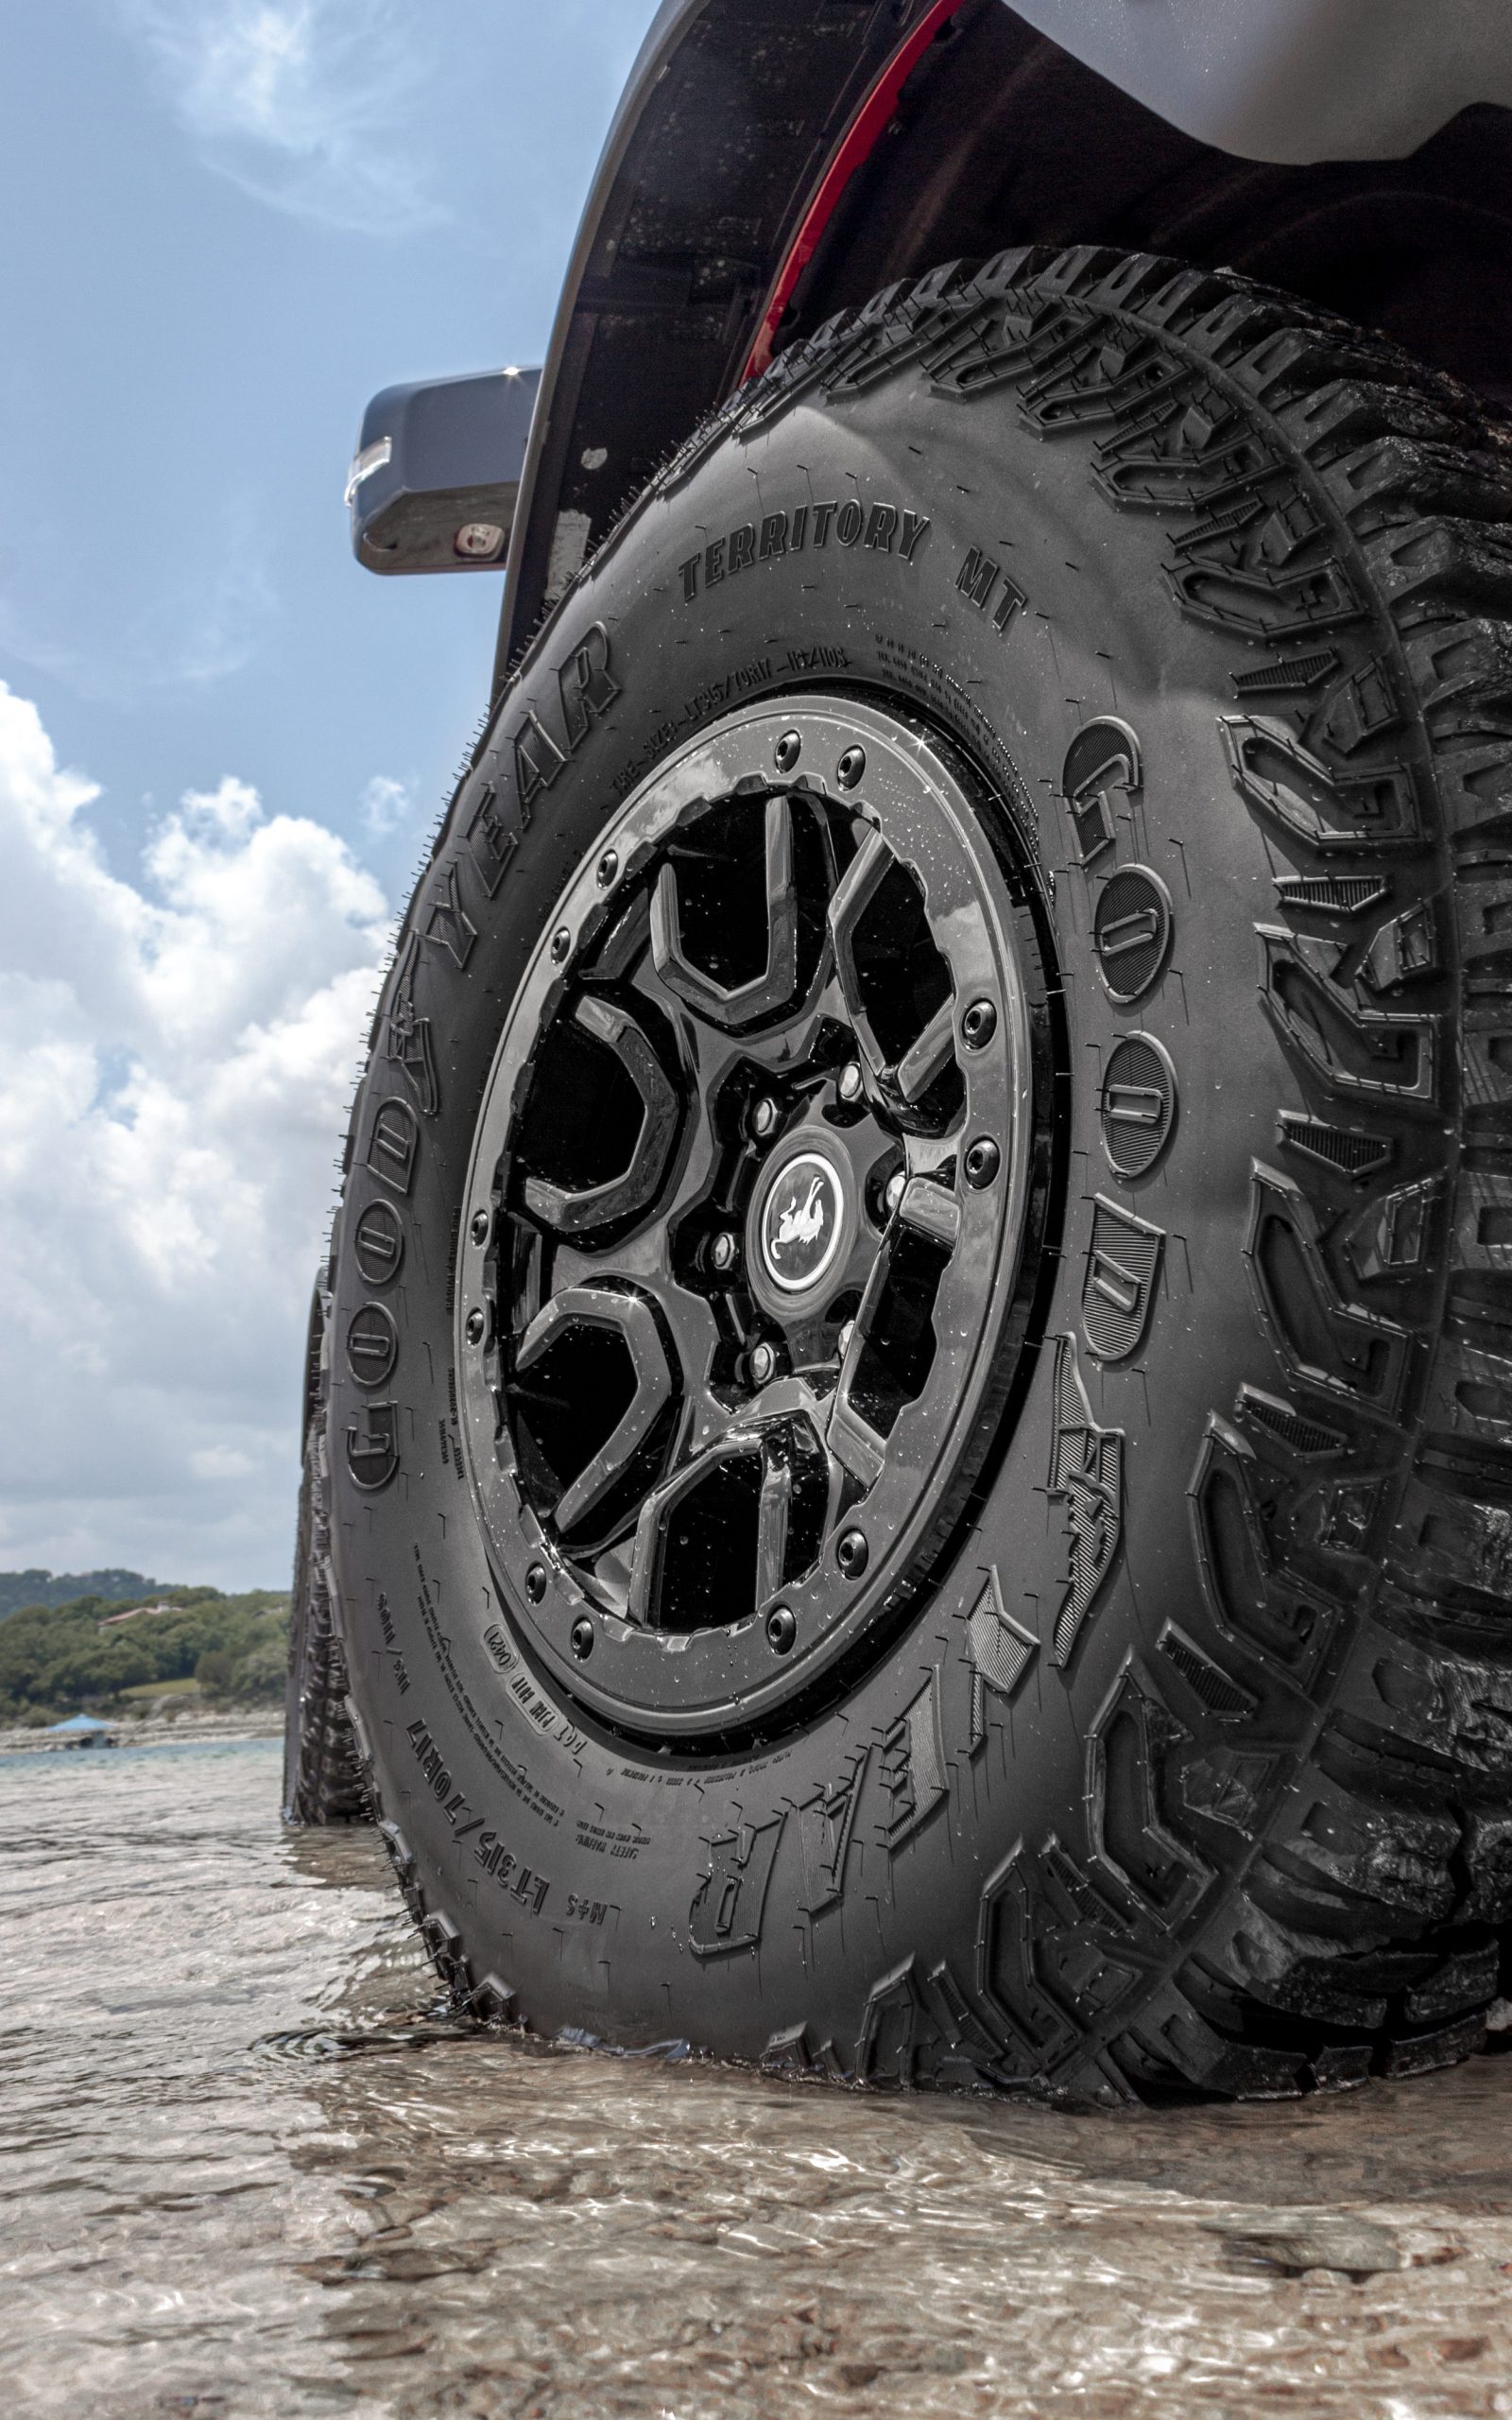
[1,0,657,891]
[0,0,659,1586]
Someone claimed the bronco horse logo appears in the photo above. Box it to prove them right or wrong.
[775,1175,828,1251]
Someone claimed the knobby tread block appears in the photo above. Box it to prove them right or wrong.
[948,247,1511,2094]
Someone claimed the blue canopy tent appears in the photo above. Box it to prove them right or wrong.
[44,1715,115,1747]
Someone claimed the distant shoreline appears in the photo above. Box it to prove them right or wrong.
[0,1709,284,1754]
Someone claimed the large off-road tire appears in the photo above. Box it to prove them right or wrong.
[283,1286,368,1824]
[297,246,1512,2097]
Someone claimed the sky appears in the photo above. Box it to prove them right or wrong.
[0,0,661,1587]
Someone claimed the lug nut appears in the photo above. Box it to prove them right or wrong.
[525,1562,547,1604]
[836,746,866,791]
[774,730,802,773]
[964,1136,1001,1189]
[596,850,618,887]
[962,998,998,1050]
[470,1209,490,1247]
[570,1616,594,1660]
[884,1169,906,1218]
[836,1529,869,1579]
[750,1096,779,1139]
[750,1341,776,1387]
[710,1231,737,1274]
[550,925,571,963]
[465,1305,488,1347]
[765,1604,797,1655]
[838,1061,863,1104]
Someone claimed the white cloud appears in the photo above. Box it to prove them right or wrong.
[359,772,415,838]
[190,1445,257,1481]
[0,679,393,1585]
[119,0,443,234]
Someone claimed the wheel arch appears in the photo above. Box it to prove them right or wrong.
[491,0,966,689]
[490,0,1512,700]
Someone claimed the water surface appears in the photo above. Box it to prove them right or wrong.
[4,1735,1511,2417]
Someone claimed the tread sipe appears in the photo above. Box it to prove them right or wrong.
[297,244,1512,2099]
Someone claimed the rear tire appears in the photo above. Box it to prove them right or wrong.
[283,1286,367,1825]
[294,245,1512,2097]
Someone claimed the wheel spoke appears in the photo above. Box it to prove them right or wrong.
[650,792,801,1030]
[824,1176,959,1489]
[520,994,679,1237]
[897,1173,961,1251]
[827,826,892,1086]
[627,1435,761,1629]
[624,1414,831,1626]
[755,1444,793,1607]
[817,1287,890,1490]
[826,1392,886,1489]
[828,826,959,1115]
[513,1286,674,1544]
[827,1306,887,1488]
[896,997,957,1106]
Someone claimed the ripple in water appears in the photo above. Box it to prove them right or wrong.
[4,1733,1512,2416]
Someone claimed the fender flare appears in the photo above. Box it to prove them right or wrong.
[491,0,965,685]
[492,0,1512,693]
[1009,0,1512,168]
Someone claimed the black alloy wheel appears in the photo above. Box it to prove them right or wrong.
[459,696,1055,1738]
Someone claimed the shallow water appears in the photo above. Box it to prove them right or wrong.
[4,1737,1512,2417]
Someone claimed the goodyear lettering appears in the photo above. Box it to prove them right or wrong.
[557,621,619,748]
[508,621,621,810]
[513,708,568,809]
[422,862,476,970]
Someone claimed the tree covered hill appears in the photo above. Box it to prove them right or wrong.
[0,1586,289,1720]
[0,1568,159,1620]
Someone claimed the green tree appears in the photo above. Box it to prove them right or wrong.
[231,1631,288,1699]
[194,1645,236,1695]
[0,1588,289,1718]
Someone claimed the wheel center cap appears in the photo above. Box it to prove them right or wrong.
[758,1149,846,1294]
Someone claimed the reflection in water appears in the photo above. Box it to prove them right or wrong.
[4,1736,1512,2416]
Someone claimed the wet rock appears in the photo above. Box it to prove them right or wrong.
[1219,2214,1401,2278]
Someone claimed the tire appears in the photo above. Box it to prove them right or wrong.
[304,244,1512,2098]
[284,1285,368,1824]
